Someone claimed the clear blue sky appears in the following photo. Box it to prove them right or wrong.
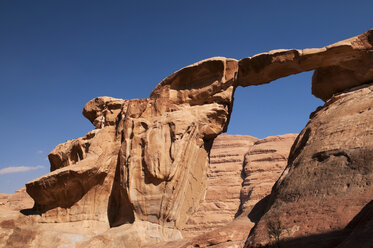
[0,0,372,193]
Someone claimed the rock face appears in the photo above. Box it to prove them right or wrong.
[181,134,258,238]
[240,134,298,216]
[0,187,33,211]
[1,29,373,248]
[172,134,297,247]
[245,83,373,248]
[336,200,373,248]
[1,57,239,247]
[0,133,296,248]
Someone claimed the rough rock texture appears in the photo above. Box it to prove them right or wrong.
[0,187,33,211]
[27,126,121,224]
[0,57,239,247]
[336,200,373,248]
[240,134,298,216]
[1,29,373,248]
[238,29,373,101]
[245,83,373,248]
[182,134,258,238]
[180,134,297,240]
[158,134,297,247]
[148,218,255,248]
[26,57,238,231]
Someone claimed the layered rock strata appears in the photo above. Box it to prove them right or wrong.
[240,134,298,216]
[181,134,258,238]
[23,57,239,247]
[180,134,298,239]
[0,29,372,248]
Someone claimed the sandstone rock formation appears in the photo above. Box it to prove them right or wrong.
[1,29,373,248]
[0,133,296,248]
[1,57,239,247]
[161,134,297,248]
[245,83,373,248]
[181,134,258,238]
[238,29,373,101]
[0,187,33,211]
[240,134,298,216]
[336,200,373,248]
[181,134,297,240]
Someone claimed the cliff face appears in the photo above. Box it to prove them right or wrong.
[181,134,258,238]
[27,58,238,233]
[0,133,296,248]
[181,134,297,241]
[1,29,373,248]
[240,134,298,217]
[246,83,373,248]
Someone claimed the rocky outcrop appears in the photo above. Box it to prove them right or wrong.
[245,83,373,248]
[336,200,373,248]
[1,29,373,248]
[2,57,238,248]
[240,134,298,216]
[0,133,296,248]
[164,134,297,247]
[0,187,33,211]
[238,29,373,101]
[181,134,258,238]
[27,126,120,224]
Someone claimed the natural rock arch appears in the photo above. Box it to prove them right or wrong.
[22,29,373,246]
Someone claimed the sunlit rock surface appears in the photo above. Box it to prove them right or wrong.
[1,29,373,248]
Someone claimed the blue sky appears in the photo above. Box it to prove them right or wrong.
[0,0,372,193]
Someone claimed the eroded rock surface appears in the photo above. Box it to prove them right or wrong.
[238,29,373,101]
[245,83,373,248]
[1,57,238,248]
[182,134,258,238]
[240,134,298,217]
[1,29,373,248]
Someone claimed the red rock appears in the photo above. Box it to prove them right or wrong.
[1,29,373,248]
[246,83,373,248]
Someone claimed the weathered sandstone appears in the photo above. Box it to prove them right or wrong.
[240,134,298,216]
[160,134,297,247]
[246,83,373,248]
[238,29,373,101]
[336,200,373,248]
[8,57,238,248]
[181,134,258,238]
[0,187,33,211]
[1,29,373,248]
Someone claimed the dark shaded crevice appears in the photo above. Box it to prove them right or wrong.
[70,143,85,164]
[312,149,352,163]
[287,128,311,166]
[107,153,135,227]
[234,153,251,218]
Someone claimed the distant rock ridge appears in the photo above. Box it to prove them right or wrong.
[0,29,373,247]
[181,134,297,239]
